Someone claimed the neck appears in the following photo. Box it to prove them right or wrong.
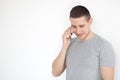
[84,31,95,41]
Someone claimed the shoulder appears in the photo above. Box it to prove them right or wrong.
[94,34,113,48]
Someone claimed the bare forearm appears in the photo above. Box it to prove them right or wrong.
[101,75,114,80]
[52,46,67,76]
[52,27,73,76]
[102,78,114,80]
[101,66,114,80]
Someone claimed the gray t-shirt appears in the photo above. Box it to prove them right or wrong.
[66,34,115,80]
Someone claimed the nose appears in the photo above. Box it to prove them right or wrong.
[76,27,81,34]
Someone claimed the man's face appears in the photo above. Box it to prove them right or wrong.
[70,16,92,40]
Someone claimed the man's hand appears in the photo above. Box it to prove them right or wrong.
[62,26,74,49]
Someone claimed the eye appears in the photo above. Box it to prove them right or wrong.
[72,25,76,28]
[79,25,85,28]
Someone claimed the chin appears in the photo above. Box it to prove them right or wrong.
[80,38,86,40]
[77,36,85,40]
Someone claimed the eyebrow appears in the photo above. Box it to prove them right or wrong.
[71,24,85,27]
[71,25,76,27]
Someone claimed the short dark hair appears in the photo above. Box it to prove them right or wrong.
[70,5,91,21]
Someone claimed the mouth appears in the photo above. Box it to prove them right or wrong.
[77,33,84,38]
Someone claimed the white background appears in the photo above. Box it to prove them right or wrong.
[0,0,120,80]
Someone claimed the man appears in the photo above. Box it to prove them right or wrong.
[52,5,115,80]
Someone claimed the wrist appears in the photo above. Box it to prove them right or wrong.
[62,44,69,50]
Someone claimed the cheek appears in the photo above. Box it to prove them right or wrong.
[84,26,89,32]
[80,28,85,33]
[73,28,76,33]
[84,28,90,35]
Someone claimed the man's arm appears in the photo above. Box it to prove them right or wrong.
[100,66,114,80]
[52,27,73,77]
[52,46,67,77]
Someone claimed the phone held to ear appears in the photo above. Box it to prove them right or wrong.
[66,33,73,39]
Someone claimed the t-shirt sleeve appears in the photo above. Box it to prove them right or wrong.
[99,42,115,67]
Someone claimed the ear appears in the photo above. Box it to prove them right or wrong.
[88,18,93,25]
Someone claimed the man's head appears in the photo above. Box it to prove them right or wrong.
[70,5,93,40]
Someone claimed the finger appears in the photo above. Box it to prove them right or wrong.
[64,26,73,39]
[70,27,74,33]
[66,33,72,39]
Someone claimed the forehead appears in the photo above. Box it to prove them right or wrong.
[70,16,88,25]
